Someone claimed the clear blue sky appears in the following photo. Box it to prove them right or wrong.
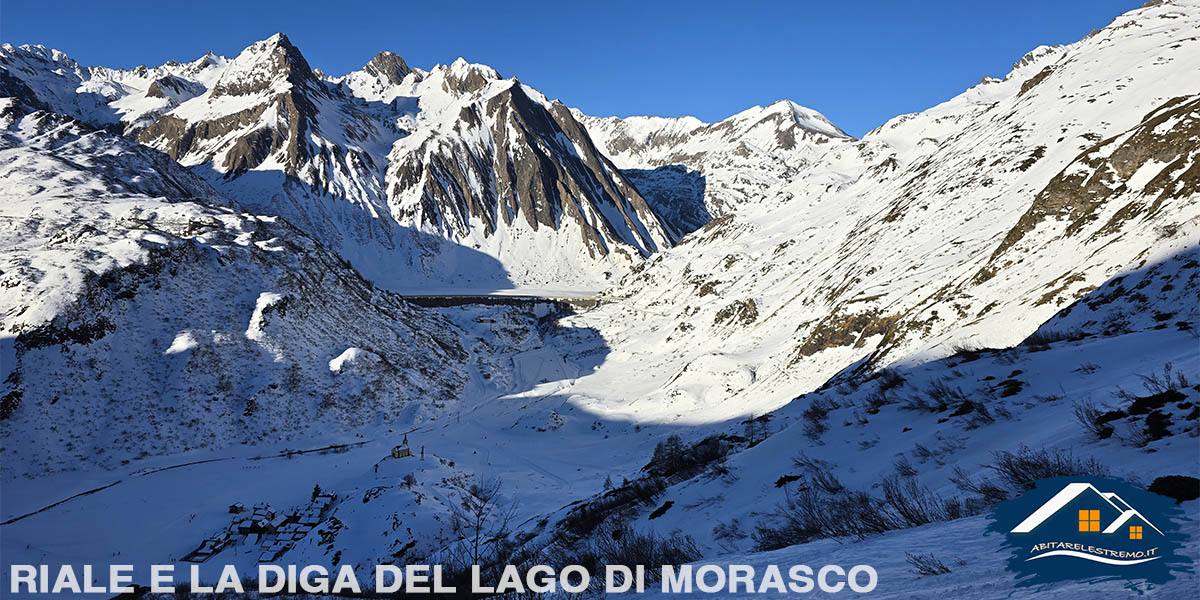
[2,0,1142,137]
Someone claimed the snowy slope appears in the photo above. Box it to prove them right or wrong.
[0,105,469,476]
[539,315,1198,597]
[556,0,1200,428]
[515,1,1200,592]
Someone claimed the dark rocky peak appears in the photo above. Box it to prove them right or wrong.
[210,33,318,98]
[392,78,669,252]
[138,34,333,177]
[146,74,203,100]
[363,51,410,85]
[486,82,560,138]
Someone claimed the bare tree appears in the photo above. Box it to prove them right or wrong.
[743,414,768,445]
[448,479,518,568]
[651,434,686,474]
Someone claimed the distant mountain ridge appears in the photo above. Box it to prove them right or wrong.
[2,34,749,290]
[576,99,854,216]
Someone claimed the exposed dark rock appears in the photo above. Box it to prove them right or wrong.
[389,82,669,256]
[145,74,202,100]
[1129,389,1186,415]
[17,317,115,349]
[792,310,903,361]
[211,34,316,98]
[1018,66,1055,96]
[989,95,1200,261]
[714,299,758,327]
[363,51,410,85]
[440,61,497,95]
[137,34,329,176]
[1148,475,1200,504]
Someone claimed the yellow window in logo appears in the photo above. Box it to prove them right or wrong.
[1078,509,1100,532]
[1130,526,1143,540]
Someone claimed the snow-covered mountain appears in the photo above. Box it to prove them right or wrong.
[1,35,678,291]
[1,1,1197,597]
[521,3,1199,591]
[577,99,853,218]
[379,59,675,284]
[565,0,1200,424]
[0,43,224,134]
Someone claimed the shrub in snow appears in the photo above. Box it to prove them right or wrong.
[800,397,837,442]
[1073,397,1114,439]
[440,479,519,576]
[904,552,953,576]
[540,520,700,591]
[985,445,1109,492]
[753,472,962,550]
[647,434,728,478]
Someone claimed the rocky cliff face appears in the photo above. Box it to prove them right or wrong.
[135,34,388,179]
[337,51,412,101]
[387,76,673,266]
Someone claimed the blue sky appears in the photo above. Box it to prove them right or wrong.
[3,0,1142,136]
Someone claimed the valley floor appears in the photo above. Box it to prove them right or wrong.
[2,302,1197,598]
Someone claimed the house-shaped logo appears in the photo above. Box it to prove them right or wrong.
[991,476,1187,584]
[1012,482,1161,556]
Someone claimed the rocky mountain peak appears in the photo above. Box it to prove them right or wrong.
[136,34,335,176]
[1011,44,1065,71]
[209,33,317,98]
[187,51,222,70]
[438,57,501,95]
[577,98,854,215]
[363,50,410,85]
[750,99,851,139]
[145,74,202,101]
[1,43,80,72]
[386,70,673,276]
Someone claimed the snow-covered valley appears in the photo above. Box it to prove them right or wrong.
[2,0,1199,598]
